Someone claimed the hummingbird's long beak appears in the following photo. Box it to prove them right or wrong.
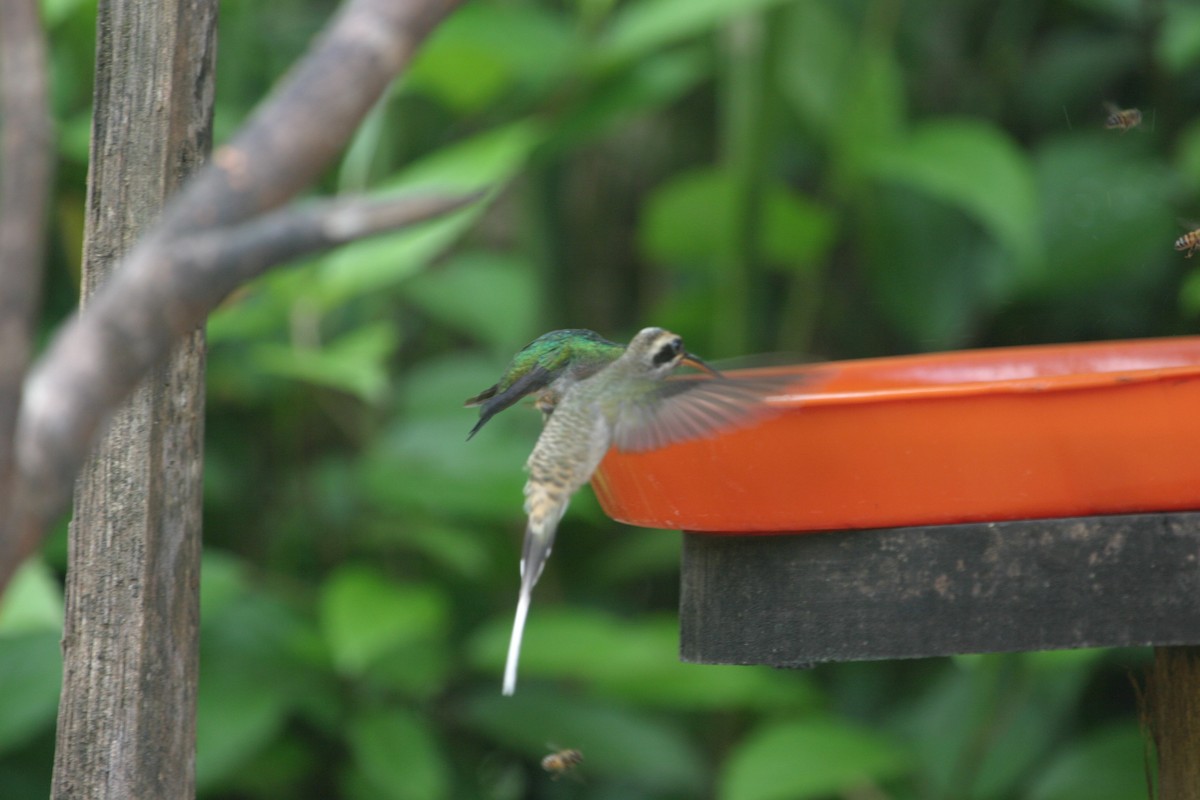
[682,352,723,378]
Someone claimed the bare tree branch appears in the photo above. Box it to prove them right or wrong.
[172,191,485,306]
[0,0,52,518]
[0,0,470,590]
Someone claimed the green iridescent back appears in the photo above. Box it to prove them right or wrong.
[464,329,623,440]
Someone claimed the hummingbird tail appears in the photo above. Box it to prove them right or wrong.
[465,415,488,441]
[503,515,560,695]
[503,581,532,696]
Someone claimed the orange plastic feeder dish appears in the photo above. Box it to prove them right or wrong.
[593,336,1200,533]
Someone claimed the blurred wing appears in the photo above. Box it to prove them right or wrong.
[610,373,800,453]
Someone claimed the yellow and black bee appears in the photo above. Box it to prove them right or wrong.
[1176,223,1200,258]
[1103,102,1142,133]
[541,748,583,780]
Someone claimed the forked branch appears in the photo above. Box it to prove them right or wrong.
[0,0,472,590]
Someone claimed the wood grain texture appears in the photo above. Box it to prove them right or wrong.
[681,513,1200,666]
[1146,647,1200,800]
[50,0,214,796]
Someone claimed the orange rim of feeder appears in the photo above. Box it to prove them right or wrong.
[592,336,1200,533]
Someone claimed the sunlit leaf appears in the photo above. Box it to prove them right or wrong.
[250,322,398,403]
[719,718,910,800]
[317,121,544,303]
[199,551,251,622]
[1157,3,1200,74]
[41,0,92,28]
[407,3,579,112]
[318,566,449,677]
[346,708,449,800]
[0,558,63,635]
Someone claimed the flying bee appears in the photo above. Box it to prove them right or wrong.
[1176,222,1200,258]
[1103,102,1142,133]
[541,748,583,780]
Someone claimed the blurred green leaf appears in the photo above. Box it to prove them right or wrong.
[1027,723,1150,800]
[776,1,854,138]
[596,0,795,67]
[338,98,390,193]
[317,121,543,304]
[460,687,705,792]
[250,322,398,403]
[1018,34,1139,125]
[346,708,449,800]
[470,610,818,710]
[318,565,449,677]
[407,3,579,112]
[41,0,93,28]
[199,550,251,621]
[551,47,712,151]
[1175,119,1200,193]
[0,558,63,635]
[206,266,317,347]
[196,655,292,790]
[362,520,492,580]
[1157,3,1200,74]
[1063,0,1140,23]
[860,185,1009,349]
[400,251,539,350]
[592,528,681,584]
[901,652,1101,798]
[0,632,62,754]
[837,50,906,182]
[868,119,1040,265]
[361,416,529,522]
[1031,136,1176,294]
[640,168,836,268]
[719,717,910,800]
[1180,266,1200,316]
[198,585,332,790]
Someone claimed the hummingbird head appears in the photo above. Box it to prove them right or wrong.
[627,328,722,379]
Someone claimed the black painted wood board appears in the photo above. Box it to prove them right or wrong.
[680,513,1200,666]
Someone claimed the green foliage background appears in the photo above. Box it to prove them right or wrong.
[3,0,1200,797]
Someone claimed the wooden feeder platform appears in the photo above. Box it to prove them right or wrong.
[594,336,1200,796]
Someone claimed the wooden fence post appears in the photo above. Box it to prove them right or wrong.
[1147,647,1200,799]
[50,0,216,796]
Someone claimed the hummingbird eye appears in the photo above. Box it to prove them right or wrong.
[652,337,683,366]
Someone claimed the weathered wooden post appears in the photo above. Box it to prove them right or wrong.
[50,0,216,796]
[596,336,1200,798]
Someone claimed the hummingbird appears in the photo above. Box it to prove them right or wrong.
[464,329,624,440]
[503,327,794,695]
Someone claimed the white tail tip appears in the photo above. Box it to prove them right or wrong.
[502,588,531,696]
